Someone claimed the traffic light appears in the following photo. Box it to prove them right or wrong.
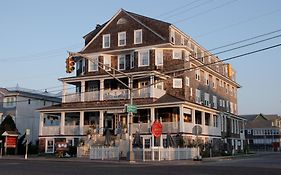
[65,57,75,73]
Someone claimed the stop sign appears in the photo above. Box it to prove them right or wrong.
[151,120,163,138]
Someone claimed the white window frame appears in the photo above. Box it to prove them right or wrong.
[118,31,126,46]
[88,56,99,72]
[103,55,111,71]
[3,97,16,108]
[173,78,182,88]
[205,73,209,85]
[45,138,54,153]
[195,89,201,104]
[130,53,134,69]
[134,29,142,44]
[195,69,200,81]
[102,34,110,48]
[155,49,163,66]
[185,76,190,86]
[155,81,164,90]
[180,36,185,45]
[213,95,217,109]
[138,50,150,67]
[118,55,126,70]
[173,49,182,59]
[204,93,210,107]
[170,28,175,44]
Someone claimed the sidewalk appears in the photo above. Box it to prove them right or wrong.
[1,152,279,165]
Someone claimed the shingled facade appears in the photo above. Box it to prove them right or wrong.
[38,9,245,155]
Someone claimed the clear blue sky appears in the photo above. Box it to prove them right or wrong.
[1,0,281,115]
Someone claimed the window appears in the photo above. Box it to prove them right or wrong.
[138,50,149,67]
[88,56,99,72]
[173,49,182,59]
[170,29,175,44]
[213,77,216,88]
[103,55,111,71]
[118,32,126,46]
[204,93,210,107]
[130,54,134,68]
[155,80,164,90]
[213,96,217,109]
[185,77,190,86]
[205,73,209,85]
[3,97,16,108]
[118,55,126,70]
[173,78,182,88]
[46,139,54,153]
[155,49,163,65]
[195,89,201,104]
[134,29,142,44]
[181,36,184,45]
[102,34,110,48]
[195,70,200,81]
[213,115,218,127]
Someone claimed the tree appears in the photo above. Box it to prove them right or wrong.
[0,114,18,135]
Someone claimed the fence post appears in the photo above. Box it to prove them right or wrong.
[158,147,160,161]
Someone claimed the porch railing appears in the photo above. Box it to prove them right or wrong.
[64,125,80,135]
[42,126,60,135]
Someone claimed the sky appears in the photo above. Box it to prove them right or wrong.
[0,0,281,115]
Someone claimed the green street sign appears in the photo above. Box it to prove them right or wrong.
[126,104,137,113]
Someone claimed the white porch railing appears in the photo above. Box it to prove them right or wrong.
[42,126,60,135]
[153,88,166,98]
[84,91,99,101]
[132,88,150,98]
[90,146,119,160]
[65,93,81,103]
[134,147,197,161]
[131,123,150,134]
[104,89,128,100]
[162,122,180,133]
[64,125,80,135]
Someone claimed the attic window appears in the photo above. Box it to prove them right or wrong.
[117,18,127,25]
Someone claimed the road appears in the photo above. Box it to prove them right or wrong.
[0,153,280,175]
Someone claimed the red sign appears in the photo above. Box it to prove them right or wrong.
[6,136,17,148]
[151,120,163,138]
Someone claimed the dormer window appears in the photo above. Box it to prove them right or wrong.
[118,32,126,46]
[134,29,142,44]
[170,29,175,44]
[102,34,110,48]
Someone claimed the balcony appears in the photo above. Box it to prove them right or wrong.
[42,126,60,135]
[64,87,166,103]
[64,125,80,135]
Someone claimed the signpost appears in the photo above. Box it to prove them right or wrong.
[24,129,30,160]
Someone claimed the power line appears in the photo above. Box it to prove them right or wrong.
[162,0,213,20]
[3,42,281,105]
[173,0,238,24]
[208,28,281,51]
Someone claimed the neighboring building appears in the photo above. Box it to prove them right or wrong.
[242,114,281,151]
[38,9,245,155]
[0,87,61,143]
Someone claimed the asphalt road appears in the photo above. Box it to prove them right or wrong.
[0,153,280,175]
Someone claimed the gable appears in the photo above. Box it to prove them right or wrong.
[82,9,170,54]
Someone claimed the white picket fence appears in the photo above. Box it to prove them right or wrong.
[77,146,90,158]
[134,147,197,161]
[89,146,120,160]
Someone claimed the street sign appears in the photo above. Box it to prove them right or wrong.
[151,120,163,138]
[126,104,137,113]
[26,129,30,135]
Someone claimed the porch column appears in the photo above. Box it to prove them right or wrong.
[192,109,196,125]
[100,79,104,101]
[99,110,104,135]
[179,105,184,132]
[150,76,154,98]
[79,111,84,135]
[210,113,214,127]
[60,112,65,135]
[81,80,85,102]
[201,111,205,126]
[150,107,155,150]
[62,81,67,103]
[39,113,44,136]
[224,115,227,132]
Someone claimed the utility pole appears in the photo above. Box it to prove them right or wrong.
[128,75,135,162]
